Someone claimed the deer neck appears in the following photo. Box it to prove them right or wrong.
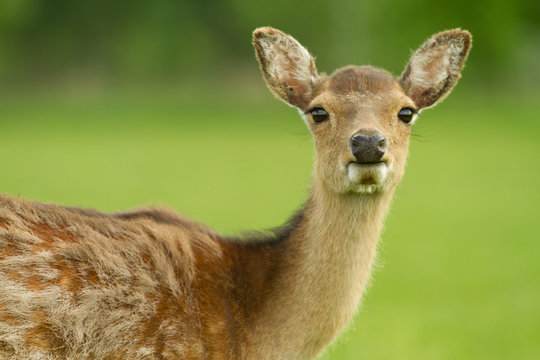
[248,177,395,359]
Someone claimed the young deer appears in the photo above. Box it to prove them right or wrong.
[0,27,470,359]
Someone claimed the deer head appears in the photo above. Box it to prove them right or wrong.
[253,27,471,195]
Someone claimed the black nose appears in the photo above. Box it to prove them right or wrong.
[350,131,386,163]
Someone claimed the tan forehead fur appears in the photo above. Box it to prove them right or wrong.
[321,66,401,95]
[309,66,413,112]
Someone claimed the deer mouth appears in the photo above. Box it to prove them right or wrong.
[347,162,388,193]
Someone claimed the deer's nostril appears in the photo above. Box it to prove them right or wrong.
[377,138,386,152]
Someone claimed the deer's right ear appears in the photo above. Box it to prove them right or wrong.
[253,27,319,110]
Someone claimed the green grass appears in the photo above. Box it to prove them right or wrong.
[0,86,538,359]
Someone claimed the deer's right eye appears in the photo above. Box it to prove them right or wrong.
[307,107,329,124]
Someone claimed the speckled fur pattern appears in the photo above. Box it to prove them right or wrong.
[0,27,470,359]
[0,195,229,359]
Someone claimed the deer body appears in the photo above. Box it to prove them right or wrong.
[0,28,470,359]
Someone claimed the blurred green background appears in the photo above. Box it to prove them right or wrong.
[0,1,539,359]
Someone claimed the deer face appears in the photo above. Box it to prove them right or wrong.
[304,66,416,193]
[254,27,471,195]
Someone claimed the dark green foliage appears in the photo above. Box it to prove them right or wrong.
[0,0,537,87]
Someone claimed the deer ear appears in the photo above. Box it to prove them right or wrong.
[399,29,471,110]
[253,27,319,110]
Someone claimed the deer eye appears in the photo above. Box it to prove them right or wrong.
[307,107,329,124]
[398,107,417,123]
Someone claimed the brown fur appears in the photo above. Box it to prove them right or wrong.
[0,27,470,359]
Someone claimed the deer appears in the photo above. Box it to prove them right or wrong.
[0,27,471,359]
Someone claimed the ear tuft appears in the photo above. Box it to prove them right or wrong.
[253,27,318,110]
[400,29,472,109]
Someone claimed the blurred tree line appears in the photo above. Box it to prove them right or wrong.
[0,0,538,88]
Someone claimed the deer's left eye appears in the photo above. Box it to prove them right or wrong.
[398,107,417,123]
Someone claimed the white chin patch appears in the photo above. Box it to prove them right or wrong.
[347,162,388,194]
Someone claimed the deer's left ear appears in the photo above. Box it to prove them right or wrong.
[399,29,471,110]
[253,27,319,110]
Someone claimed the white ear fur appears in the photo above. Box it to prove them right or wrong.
[400,29,472,109]
[253,27,319,110]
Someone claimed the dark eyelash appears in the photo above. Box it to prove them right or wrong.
[304,107,318,114]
